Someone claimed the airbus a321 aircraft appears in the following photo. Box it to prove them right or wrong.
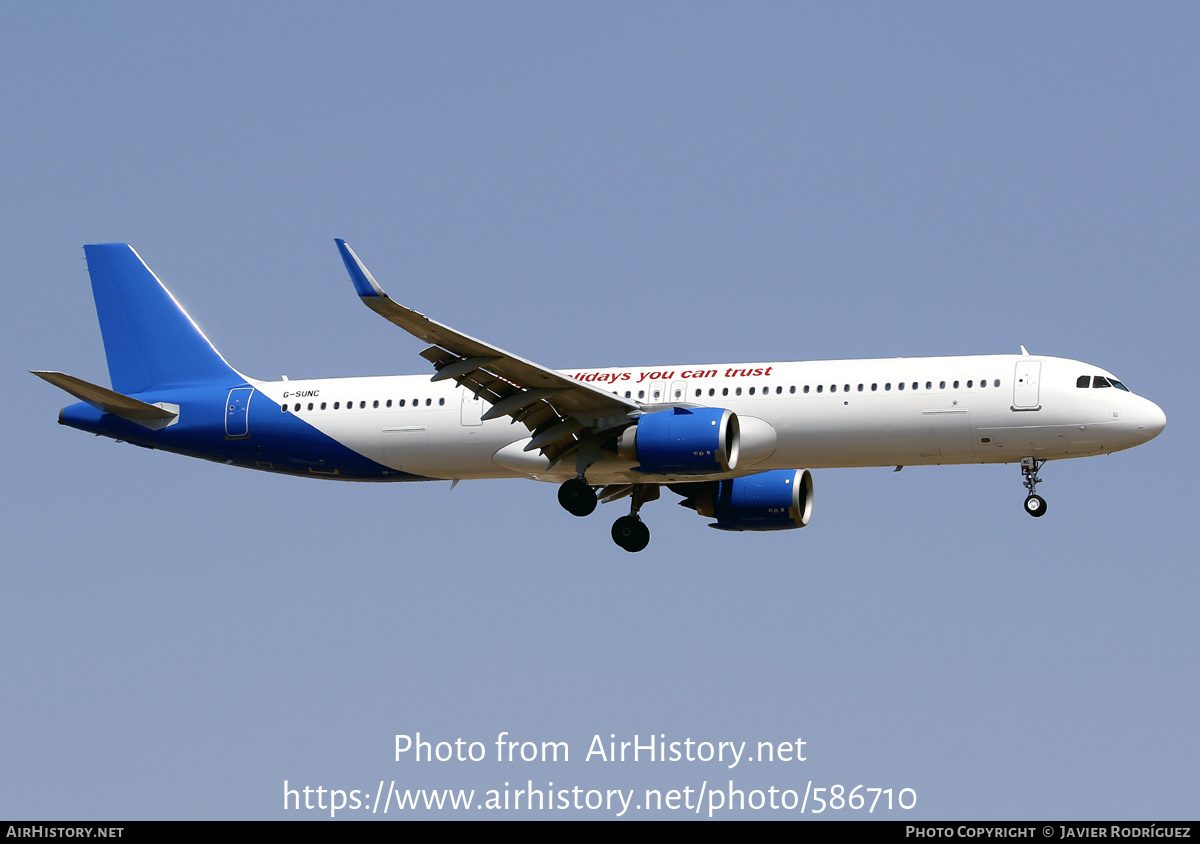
[35,242,1166,552]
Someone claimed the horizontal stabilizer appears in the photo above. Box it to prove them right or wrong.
[32,371,178,421]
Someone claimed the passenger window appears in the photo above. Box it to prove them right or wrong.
[898,382,904,391]
[640,390,646,399]
[293,403,300,412]
[281,404,288,413]
[333,402,340,409]
[307,402,313,411]
[993,379,1000,388]
[803,385,810,394]
[885,383,891,391]
[321,402,327,410]
[789,386,796,394]
[967,380,973,388]
[925,381,932,390]
[817,385,823,393]
[373,400,379,408]
[871,383,877,391]
[940,381,946,389]
[709,388,715,397]
[386,400,392,408]
[735,387,742,396]
[721,388,727,397]
[398,399,405,407]
[425,398,432,406]
[857,384,864,392]
[695,389,701,398]
[844,384,850,393]
[953,381,959,388]
[439,397,445,405]
[980,379,986,388]
[830,385,836,393]
[749,387,756,395]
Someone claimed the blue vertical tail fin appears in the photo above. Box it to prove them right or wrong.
[83,244,242,393]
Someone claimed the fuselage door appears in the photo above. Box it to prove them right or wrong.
[461,387,483,426]
[670,380,688,404]
[1013,361,1042,409]
[225,387,254,438]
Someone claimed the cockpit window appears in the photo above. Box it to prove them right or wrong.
[1109,379,1130,392]
[1077,375,1090,388]
[1092,376,1112,388]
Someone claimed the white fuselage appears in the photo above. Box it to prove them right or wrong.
[253,354,1165,485]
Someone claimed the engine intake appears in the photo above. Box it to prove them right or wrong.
[685,469,814,531]
[618,407,739,475]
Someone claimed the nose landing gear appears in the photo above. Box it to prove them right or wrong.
[1021,457,1048,518]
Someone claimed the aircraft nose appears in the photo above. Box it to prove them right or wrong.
[1139,399,1166,442]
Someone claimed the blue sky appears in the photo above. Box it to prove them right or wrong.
[2,2,1197,819]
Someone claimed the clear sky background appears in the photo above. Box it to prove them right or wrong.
[2,2,1197,820]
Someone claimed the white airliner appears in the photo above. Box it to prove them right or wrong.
[34,241,1166,551]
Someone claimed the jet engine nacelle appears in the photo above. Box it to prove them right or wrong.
[618,406,740,475]
[690,468,814,531]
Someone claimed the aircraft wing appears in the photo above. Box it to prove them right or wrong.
[335,240,639,465]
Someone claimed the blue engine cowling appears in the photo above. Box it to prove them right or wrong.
[618,406,740,474]
[687,469,814,531]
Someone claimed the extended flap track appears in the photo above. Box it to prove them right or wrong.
[423,347,580,463]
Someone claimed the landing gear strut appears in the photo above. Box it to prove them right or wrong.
[611,484,658,552]
[1020,457,1047,518]
[558,476,597,517]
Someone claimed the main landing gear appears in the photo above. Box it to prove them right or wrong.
[557,476,597,517]
[1020,457,1048,518]
[611,485,658,553]
[556,478,657,552]
[611,516,650,553]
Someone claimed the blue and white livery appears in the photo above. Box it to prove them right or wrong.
[34,242,1166,551]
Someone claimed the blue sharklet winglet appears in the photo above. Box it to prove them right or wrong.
[336,238,385,300]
